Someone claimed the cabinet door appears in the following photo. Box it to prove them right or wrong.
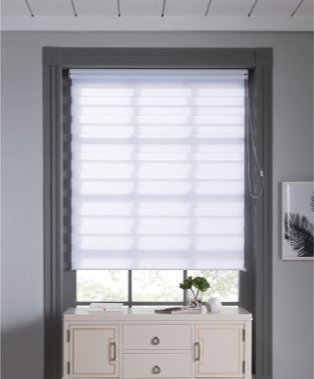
[69,325,119,378]
[195,325,244,378]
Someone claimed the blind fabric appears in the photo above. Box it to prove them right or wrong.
[70,69,247,270]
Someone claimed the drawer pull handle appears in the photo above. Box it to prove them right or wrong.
[152,365,161,374]
[110,342,117,361]
[194,341,201,361]
[151,336,160,345]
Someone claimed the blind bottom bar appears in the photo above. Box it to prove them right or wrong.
[72,257,245,270]
[72,263,245,270]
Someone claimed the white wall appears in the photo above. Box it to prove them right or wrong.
[1,31,313,379]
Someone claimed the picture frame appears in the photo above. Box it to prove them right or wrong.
[282,181,314,260]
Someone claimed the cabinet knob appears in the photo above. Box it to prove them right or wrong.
[151,336,160,345]
[152,365,161,374]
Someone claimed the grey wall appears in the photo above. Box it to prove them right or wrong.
[1,31,313,379]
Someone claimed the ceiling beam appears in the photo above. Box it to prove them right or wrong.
[248,0,259,17]
[291,0,305,17]
[24,0,34,17]
[204,0,213,17]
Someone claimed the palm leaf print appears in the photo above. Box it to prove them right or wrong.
[284,213,314,257]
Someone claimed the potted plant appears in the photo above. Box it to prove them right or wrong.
[179,276,210,308]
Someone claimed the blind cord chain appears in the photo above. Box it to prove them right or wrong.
[246,86,265,199]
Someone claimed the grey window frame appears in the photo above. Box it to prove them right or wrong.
[43,47,272,379]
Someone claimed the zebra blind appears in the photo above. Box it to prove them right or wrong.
[70,69,247,270]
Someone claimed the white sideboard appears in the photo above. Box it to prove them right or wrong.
[63,307,252,379]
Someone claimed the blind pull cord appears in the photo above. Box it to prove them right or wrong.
[245,82,265,199]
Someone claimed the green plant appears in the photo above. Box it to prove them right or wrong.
[179,276,210,303]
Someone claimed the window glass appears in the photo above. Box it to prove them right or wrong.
[188,270,239,302]
[132,270,183,302]
[77,270,128,302]
[76,269,239,303]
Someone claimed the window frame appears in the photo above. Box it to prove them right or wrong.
[43,47,272,379]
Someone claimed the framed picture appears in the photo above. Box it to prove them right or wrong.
[282,181,314,260]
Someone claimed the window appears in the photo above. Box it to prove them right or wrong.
[76,270,239,305]
[70,69,246,305]
[44,47,272,379]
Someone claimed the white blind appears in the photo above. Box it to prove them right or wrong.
[70,69,247,270]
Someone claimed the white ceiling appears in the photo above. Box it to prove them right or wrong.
[1,0,313,31]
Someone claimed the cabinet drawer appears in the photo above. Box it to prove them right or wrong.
[123,353,192,378]
[123,325,191,350]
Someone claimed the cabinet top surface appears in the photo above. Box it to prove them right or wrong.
[63,307,252,321]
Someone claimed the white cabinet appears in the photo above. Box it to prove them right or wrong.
[63,308,252,379]
[64,325,119,378]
